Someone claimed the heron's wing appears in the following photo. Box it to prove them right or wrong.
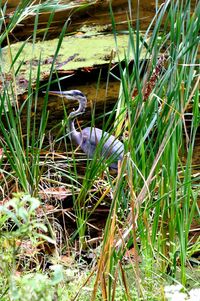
[80,128,101,157]
[81,127,124,161]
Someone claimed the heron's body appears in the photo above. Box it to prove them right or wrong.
[79,127,124,169]
[49,89,124,169]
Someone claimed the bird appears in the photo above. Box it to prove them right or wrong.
[49,89,124,170]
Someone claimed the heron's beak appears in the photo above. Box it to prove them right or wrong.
[47,90,75,99]
[48,91,65,95]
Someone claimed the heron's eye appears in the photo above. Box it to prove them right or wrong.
[74,91,85,97]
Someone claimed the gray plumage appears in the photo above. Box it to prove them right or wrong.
[49,89,124,169]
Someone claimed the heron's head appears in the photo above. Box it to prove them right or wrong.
[48,90,86,102]
[48,89,87,115]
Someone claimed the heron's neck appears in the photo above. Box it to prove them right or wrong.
[69,103,85,145]
[68,98,86,145]
[68,118,80,141]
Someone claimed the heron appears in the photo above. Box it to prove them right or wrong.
[49,89,124,169]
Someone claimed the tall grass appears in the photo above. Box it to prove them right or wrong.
[0,0,199,300]
[0,0,88,196]
[91,1,200,300]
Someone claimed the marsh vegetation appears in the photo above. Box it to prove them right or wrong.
[0,1,199,300]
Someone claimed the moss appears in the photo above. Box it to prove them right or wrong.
[1,33,145,95]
